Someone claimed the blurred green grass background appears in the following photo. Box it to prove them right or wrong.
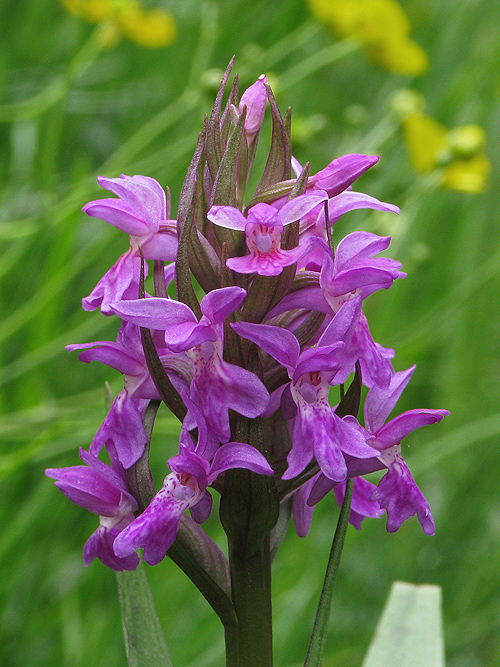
[1,0,499,665]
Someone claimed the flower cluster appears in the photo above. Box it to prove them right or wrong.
[47,64,448,571]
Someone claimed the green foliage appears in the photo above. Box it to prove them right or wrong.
[1,0,499,666]
[362,582,444,667]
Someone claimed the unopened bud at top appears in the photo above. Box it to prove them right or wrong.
[239,74,268,143]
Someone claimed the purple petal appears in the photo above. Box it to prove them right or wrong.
[227,246,306,276]
[309,154,379,196]
[239,75,267,139]
[334,477,383,530]
[141,231,178,262]
[168,447,210,490]
[164,322,216,352]
[113,488,185,566]
[231,321,300,373]
[207,205,247,231]
[308,473,337,505]
[46,466,123,516]
[82,249,142,315]
[278,191,328,226]
[267,285,330,319]
[371,453,435,535]
[200,286,247,324]
[90,391,147,468]
[110,297,197,330]
[334,231,392,270]
[292,474,319,537]
[282,430,314,480]
[97,175,164,232]
[83,199,150,236]
[67,341,145,377]
[78,447,128,493]
[351,313,394,389]
[247,202,280,226]
[84,526,140,571]
[292,343,344,381]
[332,414,380,459]
[190,490,213,524]
[327,266,399,297]
[372,409,450,450]
[364,365,416,432]
[310,417,347,482]
[214,360,270,419]
[328,191,400,224]
[207,442,274,483]
[317,296,362,347]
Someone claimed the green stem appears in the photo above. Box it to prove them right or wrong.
[227,535,273,667]
[304,477,354,667]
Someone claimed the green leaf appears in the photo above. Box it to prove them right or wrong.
[116,562,173,667]
[361,581,445,667]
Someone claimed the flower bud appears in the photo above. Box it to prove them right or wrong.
[239,74,268,143]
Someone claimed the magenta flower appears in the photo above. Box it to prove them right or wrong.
[46,448,139,571]
[82,175,178,314]
[113,442,274,566]
[66,321,182,468]
[268,233,405,387]
[233,299,378,482]
[110,287,270,444]
[343,366,449,534]
[207,193,327,276]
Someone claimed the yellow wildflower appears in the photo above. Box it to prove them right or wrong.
[308,0,428,75]
[61,0,177,49]
[399,104,490,193]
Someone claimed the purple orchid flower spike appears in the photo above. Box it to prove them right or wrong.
[341,366,450,535]
[232,299,379,482]
[110,287,270,444]
[82,175,178,314]
[207,192,327,276]
[45,448,139,571]
[113,441,274,566]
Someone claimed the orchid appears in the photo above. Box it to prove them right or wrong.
[207,192,327,276]
[46,448,139,571]
[114,441,274,565]
[233,299,379,482]
[110,287,270,444]
[82,174,177,313]
[46,65,449,667]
